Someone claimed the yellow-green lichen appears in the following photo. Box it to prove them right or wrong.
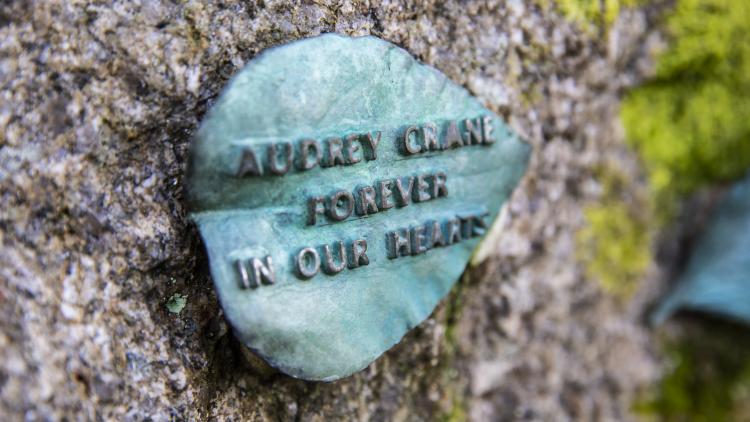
[622,0,750,212]
[619,1,750,419]
[440,398,468,422]
[576,167,652,297]
[579,0,750,295]
[547,0,648,31]
[438,279,469,422]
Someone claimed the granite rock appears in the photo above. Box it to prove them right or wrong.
[0,1,664,420]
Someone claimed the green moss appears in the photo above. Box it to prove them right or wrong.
[571,0,750,417]
[622,0,750,211]
[635,318,750,421]
[435,272,498,421]
[166,293,188,314]
[547,0,647,31]
[579,0,750,295]
[440,398,468,422]
[443,279,465,353]
[620,2,750,419]
[576,167,652,297]
[437,279,468,422]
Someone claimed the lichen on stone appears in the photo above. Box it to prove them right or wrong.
[622,0,750,210]
[166,294,188,314]
[549,0,647,31]
[578,0,750,299]
[576,167,652,297]
[616,1,750,418]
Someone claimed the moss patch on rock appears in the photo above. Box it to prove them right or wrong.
[576,167,652,297]
[635,317,750,421]
[622,0,750,212]
[579,0,750,296]
[618,1,750,418]
[549,0,647,31]
[166,293,188,314]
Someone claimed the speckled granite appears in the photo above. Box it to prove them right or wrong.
[0,1,664,420]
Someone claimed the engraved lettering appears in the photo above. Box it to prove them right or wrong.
[413,174,431,203]
[344,134,362,164]
[432,172,448,198]
[235,258,257,289]
[387,229,411,259]
[236,256,275,288]
[457,213,474,239]
[296,247,320,279]
[412,224,428,255]
[252,256,276,285]
[328,190,354,221]
[309,172,449,225]
[236,147,263,177]
[235,115,496,178]
[378,180,395,210]
[361,131,381,160]
[429,220,446,248]
[482,115,495,144]
[267,142,293,175]
[307,196,326,226]
[326,138,346,167]
[385,211,491,260]
[403,126,421,154]
[234,115,495,178]
[472,210,489,236]
[298,139,321,170]
[445,218,462,245]
[422,123,440,151]
[464,118,483,145]
[395,176,414,206]
[349,239,370,268]
[356,185,379,216]
[444,120,464,149]
[322,241,347,274]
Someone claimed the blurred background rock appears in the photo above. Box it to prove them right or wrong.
[0,0,748,420]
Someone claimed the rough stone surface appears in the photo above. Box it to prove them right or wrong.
[0,1,664,420]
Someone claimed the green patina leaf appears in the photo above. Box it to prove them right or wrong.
[653,171,750,325]
[187,34,530,381]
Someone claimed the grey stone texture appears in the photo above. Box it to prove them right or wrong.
[0,1,664,420]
